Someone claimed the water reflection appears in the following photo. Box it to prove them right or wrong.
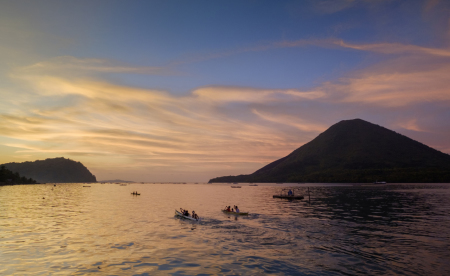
[1,183,449,275]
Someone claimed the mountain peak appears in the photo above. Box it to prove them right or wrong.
[209,119,450,183]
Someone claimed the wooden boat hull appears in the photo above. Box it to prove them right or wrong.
[222,210,249,215]
[175,210,200,221]
[273,195,304,199]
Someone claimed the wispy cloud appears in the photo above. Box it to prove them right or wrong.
[192,86,325,103]
[334,40,450,57]
[252,109,327,132]
[17,56,173,76]
[396,119,426,132]
[3,57,320,178]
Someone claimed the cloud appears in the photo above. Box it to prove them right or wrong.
[310,0,357,14]
[3,57,320,176]
[323,56,450,106]
[252,109,327,132]
[192,86,325,103]
[396,119,426,132]
[334,40,450,57]
[19,56,171,75]
[2,35,450,181]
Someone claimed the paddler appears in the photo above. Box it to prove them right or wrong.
[192,211,199,220]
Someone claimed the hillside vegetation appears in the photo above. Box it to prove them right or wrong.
[0,166,38,185]
[2,157,97,183]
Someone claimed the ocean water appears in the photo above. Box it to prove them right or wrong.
[1,183,449,275]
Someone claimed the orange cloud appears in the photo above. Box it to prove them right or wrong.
[252,109,327,132]
[326,60,450,106]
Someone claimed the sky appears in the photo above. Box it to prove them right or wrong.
[1,0,449,182]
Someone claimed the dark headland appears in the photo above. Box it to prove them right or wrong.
[2,157,97,184]
[209,119,450,183]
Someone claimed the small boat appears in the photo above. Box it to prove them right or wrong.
[249,184,258,186]
[83,185,91,187]
[273,195,304,199]
[231,186,241,188]
[222,210,249,216]
[273,188,304,200]
[175,210,200,221]
[373,181,387,184]
[131,192,140,195]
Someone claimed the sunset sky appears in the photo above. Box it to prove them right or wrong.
[1,0,449,182]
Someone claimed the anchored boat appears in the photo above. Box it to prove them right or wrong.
[273,188,304,200]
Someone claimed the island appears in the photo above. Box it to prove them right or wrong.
[2,157,97,184]
[209,119,450,183]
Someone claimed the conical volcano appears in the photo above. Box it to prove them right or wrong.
[209,119,450,183]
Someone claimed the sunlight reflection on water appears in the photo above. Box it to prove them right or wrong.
[1,183,449,275]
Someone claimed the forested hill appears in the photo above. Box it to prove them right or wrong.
[0,166,38,185]
[209,119,450,183]
[2,157,97,183]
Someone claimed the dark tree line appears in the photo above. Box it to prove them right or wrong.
[0,165,38,185]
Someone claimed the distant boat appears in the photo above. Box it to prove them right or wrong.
[373,181,387,184]
[231,186,241,188]
[273,188,304,200]
[273,195,304,199]
[83,185,91,187]
[249,184,258,186]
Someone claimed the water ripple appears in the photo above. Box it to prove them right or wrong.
[1,183,450,275]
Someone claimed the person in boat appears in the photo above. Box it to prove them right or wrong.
[226,206,231,212]
[235,206,240,213]
[180,208,189,216]
[288,189,293,196]
[192,211,199,220]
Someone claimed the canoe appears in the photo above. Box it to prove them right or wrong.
[273,195,304,199]
[231,186,241,188]
[175,210,200,221]
[222,210,249,215]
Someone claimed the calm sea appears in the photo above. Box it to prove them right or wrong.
[1,183,449,275]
